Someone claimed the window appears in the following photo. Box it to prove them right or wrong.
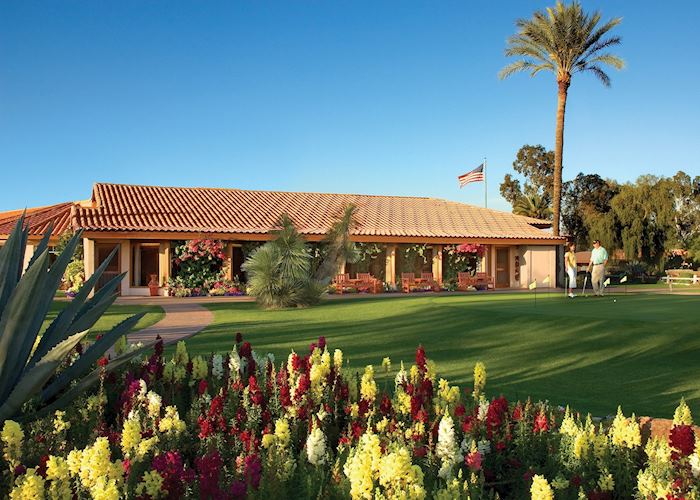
[131,242,160,286]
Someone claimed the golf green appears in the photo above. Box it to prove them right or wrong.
[185,293,699,418]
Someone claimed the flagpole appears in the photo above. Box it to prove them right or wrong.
[483,157,488,208]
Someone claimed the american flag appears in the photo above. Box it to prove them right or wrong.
[458,164,485,188]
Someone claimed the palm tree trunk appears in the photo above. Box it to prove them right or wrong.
[553,78,570,236]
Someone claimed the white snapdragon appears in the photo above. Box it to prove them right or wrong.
[395,361,408,391]
[146,391,162,418]
[229,346,241,378]
[478,397,490,421]
[436,414,460,480]
[211,354,224,380]
[477,440,491,456]
[306,426,327,465]
[691,453,700,478]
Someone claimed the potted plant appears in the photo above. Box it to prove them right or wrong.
[148,274,160,296]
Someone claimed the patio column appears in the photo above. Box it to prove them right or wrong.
[224,242,233,280]
[159,241,170,287]
[83,237,95,281]
[432,245,443,284]
[120,241,130,296]
[385,245,396,286]
[22,243,35,274]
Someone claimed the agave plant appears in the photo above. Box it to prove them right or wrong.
[0,216,148,422]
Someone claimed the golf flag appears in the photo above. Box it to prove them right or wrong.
[543,275,551,284]
[458,164,485,188]
[528,280,537,290]
[620,276,628,283]
[604,277,611,287]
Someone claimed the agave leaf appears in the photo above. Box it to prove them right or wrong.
[0,250,51,401]
[0,330,88,422]
[27,226,53,271]
[30,253,121,367]
[0,218,28,312]
[41,312,145,402]
[65,293,118,339]
[29,340,157,422]
[12,233,82,384]
[76,271,124,320]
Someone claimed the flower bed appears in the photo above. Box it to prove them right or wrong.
[2,337,698,499]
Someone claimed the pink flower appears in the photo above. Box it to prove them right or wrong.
[533,410,549,433]
[466,450,482,471]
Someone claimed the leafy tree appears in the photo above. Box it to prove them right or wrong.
[562,173,618,246]
[499,174,523,207]
[500,1,624,236]
[500,145,554,208]
[667,171,700,253]
[513,192,552,220]
[610,176,674,263]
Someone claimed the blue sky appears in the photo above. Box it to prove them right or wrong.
[0,0,698,212]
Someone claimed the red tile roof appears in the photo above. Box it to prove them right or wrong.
[71,183,561,241]
[0,202,74,238]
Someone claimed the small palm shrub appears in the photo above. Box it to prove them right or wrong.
[243,214,324,309]
[0,216,147,423]
[244,207,359,309]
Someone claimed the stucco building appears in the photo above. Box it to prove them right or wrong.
[0,183,565,295]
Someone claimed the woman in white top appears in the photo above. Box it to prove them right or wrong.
[565,242,577,297]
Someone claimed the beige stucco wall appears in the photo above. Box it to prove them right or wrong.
[23,243,36,273]
[83,238,170,297]
[518,245,557,289]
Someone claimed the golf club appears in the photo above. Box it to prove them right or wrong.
[582,272,589,297]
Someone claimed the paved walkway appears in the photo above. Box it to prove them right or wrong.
[126,301,214,346]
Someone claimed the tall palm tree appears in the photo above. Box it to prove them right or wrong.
[513,193,552,220]
[500,1,624,236]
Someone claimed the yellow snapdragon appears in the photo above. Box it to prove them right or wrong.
[159,406,186,435]
[53,410,71,435]
[121,416,142,459]
[473,361,486,399]
[9,468,45,500]
[274,418,291,446]
[136,470,166,498]
[381,357,391,373]
[609,407,641,449]
[343,431,382,499]
[673,398,693,425]
[360,365,377,404]
[2,420,24,467]
[530,474,553,500]
[191,355,208,381]
[333,349,343,370]
[46,455,71,500]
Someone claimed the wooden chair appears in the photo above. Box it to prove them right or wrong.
[334,273,350,294]
[356,272,380,294]
[401,273,415,294]
[475,272,495,290]
[457,272,477,291]
[421,272,440,292]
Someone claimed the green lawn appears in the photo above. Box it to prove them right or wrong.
[186,293,700,418]
[45,301,165,337]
